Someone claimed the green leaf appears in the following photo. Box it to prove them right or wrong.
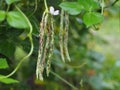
[0,58,9,69]
[59,0,100,15]
[0,75,19,84]
[0,41,15,57]
[7,11,29,29]
[78,0,100,11]
[0,10,6,22]
[59,2,83,15]
[5,0,20,5]
[83,12,104,27]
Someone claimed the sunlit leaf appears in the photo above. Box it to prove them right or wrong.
[83,12,104,27]
[0,10,6,22]
[0,75,19,84]
[78,0,100,11]
[59,2,83,15]
[5,0,20,5]
[7,11,29,29]
[0,58,9,69]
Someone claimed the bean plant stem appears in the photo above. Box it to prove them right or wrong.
[51,71,79,90]
[44,0,49,13]
[101,0,105,15]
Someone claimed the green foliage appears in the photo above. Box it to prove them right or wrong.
[59,2,83,15]
[59,0,104,27]
[0,75,19,84]
[0,10,6,22]
[83,12,104,27]
[78,0,100,11]
[0,41,15,57]
[0,58,9,69]
[60,0,100,14]
[5,0,20,5]
[0,0,119,89]
[0,58,19,84]
[7,11,29,29]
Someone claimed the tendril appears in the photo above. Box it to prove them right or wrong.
[0,5,34,80]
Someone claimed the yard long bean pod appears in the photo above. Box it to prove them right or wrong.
[36,0,71,80]
[36,0,50,80]
[36,12,48,80]
[42,14,49,65]
[46,16,54,76]
[64,13,71,61]
[59,9,65,62]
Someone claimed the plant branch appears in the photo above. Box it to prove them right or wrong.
[105,0,119,8]
[44,0,49,13]
[50,71,79,90]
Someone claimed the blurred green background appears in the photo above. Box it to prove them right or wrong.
[0,0,120,90]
